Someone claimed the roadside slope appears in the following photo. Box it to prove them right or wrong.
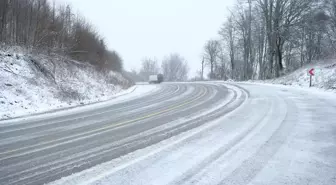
[0,48,133,120]
[255,60,336,92]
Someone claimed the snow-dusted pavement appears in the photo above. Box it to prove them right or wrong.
[1,83,336,185]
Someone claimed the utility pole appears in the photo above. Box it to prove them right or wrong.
[201,57,205,80]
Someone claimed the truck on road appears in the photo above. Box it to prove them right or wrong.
[149,74,163,84]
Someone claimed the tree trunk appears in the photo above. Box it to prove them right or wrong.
[248,0,253,79]
[0,0,8,42]
[211,61,214,79]
[33,1,41,47]
[275,35,284,77]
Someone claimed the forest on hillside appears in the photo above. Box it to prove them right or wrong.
[202,0,336,81]
[0,0,123,72]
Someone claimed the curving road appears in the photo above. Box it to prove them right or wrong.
[0,83,246,185]
[1,82,336,185]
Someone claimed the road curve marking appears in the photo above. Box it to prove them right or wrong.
[0,84,178,133]
[0,85,208,159]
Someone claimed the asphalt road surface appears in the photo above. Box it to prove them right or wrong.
[1,82,335,185]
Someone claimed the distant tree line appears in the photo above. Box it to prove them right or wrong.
[202,0,336,80]
[0,0,122,72]
[138,53,189,82]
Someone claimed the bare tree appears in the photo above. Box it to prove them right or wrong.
[0,0,124,72]
[216,49,228,80]
[213,0,329,81]
[161,53,189,82]
[104,50,123,72]
[326,0,336,51]
[204,39,221,79]
[219,15,237,79]
[232,0,254,80]
[140,57,160,79]
[256,0,314,77]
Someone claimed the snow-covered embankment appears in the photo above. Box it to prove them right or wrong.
[254,60,336,92]
[0,48,133,120]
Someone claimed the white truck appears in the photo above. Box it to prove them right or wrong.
[149,74,163,84]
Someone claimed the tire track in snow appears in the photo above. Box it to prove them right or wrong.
[220,84,336,185]
[217,96,296,185]
[0,84,188,146]
[0,85,212,181]
[0,84,191,154]
[46,84,247,185]
[168,90,275,185]
[45,83,336,185]
[0,83,235,185]
[0,84,175,135]
[0,85,204,161]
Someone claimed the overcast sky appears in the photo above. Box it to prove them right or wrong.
[57,0,235,76]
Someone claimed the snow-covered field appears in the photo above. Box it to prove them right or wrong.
[0,47,133,120]
[253,60,336,92]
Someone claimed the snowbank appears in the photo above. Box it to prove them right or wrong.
[252,60,336,92]
[0,47,133,120]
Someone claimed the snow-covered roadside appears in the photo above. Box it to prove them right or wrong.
[0,48,134,120]
[250,60,336,93]
[0,84,159,125]
[240,81,336,100]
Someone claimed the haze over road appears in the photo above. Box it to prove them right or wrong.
[0,82,335,185]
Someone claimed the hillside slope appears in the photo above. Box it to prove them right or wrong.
[256,60,336,92]
[0,48,133,120]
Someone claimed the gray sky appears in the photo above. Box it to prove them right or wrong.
[58,0,235,76]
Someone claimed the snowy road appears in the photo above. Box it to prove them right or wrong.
[1,83,336,185]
